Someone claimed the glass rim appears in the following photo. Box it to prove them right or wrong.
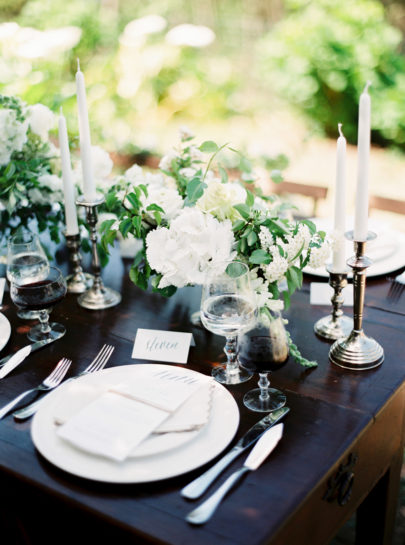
[10,265,64,290]
[8,232,40,247]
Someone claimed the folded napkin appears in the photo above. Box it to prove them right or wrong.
[56,369,213,462]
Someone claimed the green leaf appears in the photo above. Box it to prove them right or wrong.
[132,215,142,238]
[247,230,258,246]
[126,192,140,210]
[232,219,246,232]
[99,219,116,234]
[146,203,165,213]
[301,219,317,235]
[119,218,133,238]
[249,249,271,265]
[153,211,162,225]
[199,140,219,153]
[4,162,16,180]
[218,165,228,184]
[233,203,250,220]
[245,190,254,207]
[239,155,252,173]
[132,249,144,268]
[270,169,283,184]
[186,178,207,203]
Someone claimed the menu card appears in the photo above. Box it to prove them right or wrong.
[57,368,208,462]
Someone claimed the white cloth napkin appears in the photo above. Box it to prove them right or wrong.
[56,369,213,462]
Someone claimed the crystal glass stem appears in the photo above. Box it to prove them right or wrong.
[258,373,270,401]
[38,310,51,335]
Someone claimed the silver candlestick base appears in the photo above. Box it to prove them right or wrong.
[76,195,121,310]
[329,231,384,371]
[314,265,353,341]
[65,232,93,294]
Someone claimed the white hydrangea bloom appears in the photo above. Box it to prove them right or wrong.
[37,173,63,203]
[308,239,330,269]
[0,108,28,166]
[263,245,289,283]
[142,185,183,221]
[146,208,235,288]
[27,104,55,140]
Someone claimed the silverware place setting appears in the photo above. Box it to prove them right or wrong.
[12,344,114,420]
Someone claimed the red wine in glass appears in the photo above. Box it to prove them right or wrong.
[10,266,67,342]
[238,315,288,412]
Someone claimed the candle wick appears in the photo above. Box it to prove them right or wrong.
[338,123,344,138]
[77,58,81,71]
[363,80,372,94]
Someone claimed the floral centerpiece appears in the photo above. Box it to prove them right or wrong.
[0,95,65,249]
[100,128,329,367]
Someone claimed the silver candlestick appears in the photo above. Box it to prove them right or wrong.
[76,195,121,310]
[314,265,353,341]
[329,231,384,370]
[64,232,93,294]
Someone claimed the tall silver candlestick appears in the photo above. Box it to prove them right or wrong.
[329,231,384,370]
[76,195,121,310]
[314,265,353,341]
[64,232,93,294]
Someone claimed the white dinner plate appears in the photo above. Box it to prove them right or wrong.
[0,313,11,353]
[31,364,240,483]
[304,218,405,278]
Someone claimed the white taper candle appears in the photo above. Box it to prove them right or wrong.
[58,109,79,236]
[75,59,97,202]
[332,123,347,272]
[354,82,371,241]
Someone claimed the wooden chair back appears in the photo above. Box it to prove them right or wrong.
[269,180,329,217]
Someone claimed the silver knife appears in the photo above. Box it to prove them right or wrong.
[186,423,284,525]
[181,406,289,499]
[0,338,57,378]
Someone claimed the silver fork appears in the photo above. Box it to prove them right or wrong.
[0,358,71,420]
[13,344,114,420]
[387,271,405,303]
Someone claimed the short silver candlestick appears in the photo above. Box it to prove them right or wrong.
[76,195,121,310]
[64,232,93,294]
[314,265,353,341]
[329,231,384,370]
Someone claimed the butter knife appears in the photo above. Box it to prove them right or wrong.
[0,338,57,378]
[186,423,284,525]
[181,406,289,500]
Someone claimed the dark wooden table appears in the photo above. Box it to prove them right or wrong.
[0,251,404,545]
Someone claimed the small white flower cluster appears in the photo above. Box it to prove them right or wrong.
[263,246,289,283]
[250,267,284,311]
[146,207,235,288]
[258,226,274,251]
[308,239,331,269]
[0,108,28,166]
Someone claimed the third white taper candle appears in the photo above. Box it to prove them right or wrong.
[58,109,79,236]
[332,123,347,272]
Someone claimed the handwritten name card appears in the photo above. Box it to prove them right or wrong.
[132,328,194,364]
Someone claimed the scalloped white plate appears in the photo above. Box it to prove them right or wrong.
[0,314,11,353]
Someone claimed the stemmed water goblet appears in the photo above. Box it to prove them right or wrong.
[9,266,67,342]
[6,232,49,320]
[238,307,288,412]
[200,261,257,385]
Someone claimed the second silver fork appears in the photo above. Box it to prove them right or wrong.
[13,344,114,421]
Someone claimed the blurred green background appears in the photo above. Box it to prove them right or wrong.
[1,0,405,159]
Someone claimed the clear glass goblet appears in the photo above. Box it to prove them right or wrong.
[200,261,257,385]
[10,266,67,342]
[6,232,49,320]
[238,307,288,412]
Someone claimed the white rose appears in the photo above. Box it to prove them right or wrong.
[197,180,246,221]
[27,104,55,140]
[142,185,183,221]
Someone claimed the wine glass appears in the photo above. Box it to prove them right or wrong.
[9,266,67,342]
[200,261,257,385]
[6,232,49,320]
[238,307,288,412]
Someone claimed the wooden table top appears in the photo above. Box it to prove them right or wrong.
[0,250,404,545]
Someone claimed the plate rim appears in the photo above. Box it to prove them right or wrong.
[0,313,11,353]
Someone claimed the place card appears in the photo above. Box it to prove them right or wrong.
[132,328,194,364]
[310,282,353,306]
